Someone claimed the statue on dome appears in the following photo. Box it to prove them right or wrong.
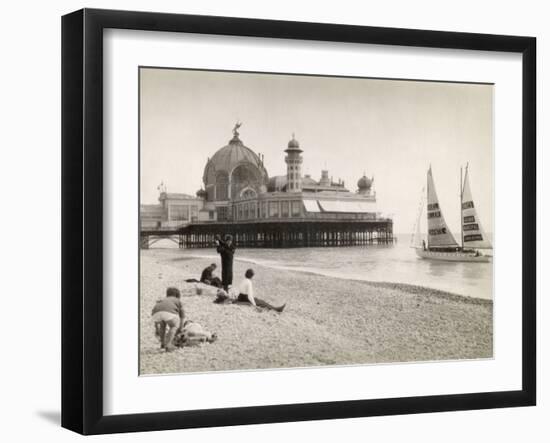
[157,181,167,193]
[233,121,242,137]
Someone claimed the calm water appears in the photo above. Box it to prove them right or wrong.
[153,234,493,300]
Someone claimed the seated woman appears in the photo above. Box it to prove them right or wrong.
[200,263,222,288]
[236,269,286,313]
[185,263,222,288]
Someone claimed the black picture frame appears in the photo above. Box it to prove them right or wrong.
[61,8,536,435]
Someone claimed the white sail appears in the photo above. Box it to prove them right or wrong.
[461,167,492,249]
[427,167,458,248]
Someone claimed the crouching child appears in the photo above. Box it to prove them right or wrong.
[152,287,185,352]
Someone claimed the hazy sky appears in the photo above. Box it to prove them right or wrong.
[140,68,493,234]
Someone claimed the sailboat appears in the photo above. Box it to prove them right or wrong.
[412,164,492,262]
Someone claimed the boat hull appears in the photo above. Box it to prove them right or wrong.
[415,248,491,262]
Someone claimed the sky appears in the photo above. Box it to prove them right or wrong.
[140,67,493,234]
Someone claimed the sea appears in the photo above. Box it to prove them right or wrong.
[150,234,493,300]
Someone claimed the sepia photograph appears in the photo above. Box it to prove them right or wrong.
[138,67,494,376]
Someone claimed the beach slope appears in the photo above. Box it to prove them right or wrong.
[140,249,493,375]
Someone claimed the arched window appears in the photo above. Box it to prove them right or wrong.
[231,164,261,199]
[215,171,229,201]
[240,187,257,200]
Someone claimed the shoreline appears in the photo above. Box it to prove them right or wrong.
[140,248,493,375]
[161,248,491,305]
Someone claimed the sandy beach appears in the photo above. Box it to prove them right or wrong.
[140,249,493,375]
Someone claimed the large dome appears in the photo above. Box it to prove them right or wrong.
[203,128,269,201]
[207,135,263,174]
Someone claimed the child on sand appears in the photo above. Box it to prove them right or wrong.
[173,320,218,347]
[151,287,185,352]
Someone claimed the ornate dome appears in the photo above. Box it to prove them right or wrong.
[203,132,268,186]
[202,124,269,201]
[357,174,373,190]
[207,138,262,174]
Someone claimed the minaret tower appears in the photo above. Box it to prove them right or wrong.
[285,134,303,192]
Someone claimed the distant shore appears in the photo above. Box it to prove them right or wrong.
[140,249,493,375]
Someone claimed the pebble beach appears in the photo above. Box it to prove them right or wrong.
[140,249,493,375]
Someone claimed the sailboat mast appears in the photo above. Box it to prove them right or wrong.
[460,166,463,249]
[426,167,430,249]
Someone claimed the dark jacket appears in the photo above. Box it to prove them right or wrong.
[216,240,236,288]
[216,239,236,260]
[200,266,213,283]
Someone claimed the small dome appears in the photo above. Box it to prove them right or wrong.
[285,133,302,152]
[357,175,372,190]
[288,137,300,149]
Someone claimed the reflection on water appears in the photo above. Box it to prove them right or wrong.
[152,234,493,300]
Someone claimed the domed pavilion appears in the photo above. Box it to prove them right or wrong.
[202,123,268,203]
[141,122,393,249]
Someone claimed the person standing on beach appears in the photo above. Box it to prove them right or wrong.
[236,269,286,313]
[216,234,236,291]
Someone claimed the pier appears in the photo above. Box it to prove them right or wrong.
[140,218,394,249]
[140,126,396,250]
